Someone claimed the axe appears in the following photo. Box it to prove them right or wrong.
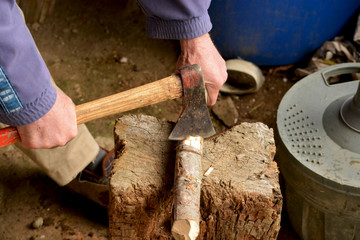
[169,64,215,240]
[0,65,214,148]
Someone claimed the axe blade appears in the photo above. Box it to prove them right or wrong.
[168,64,216,141]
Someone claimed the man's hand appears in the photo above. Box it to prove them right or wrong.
[17,88,78,149]
[177,33,227,106]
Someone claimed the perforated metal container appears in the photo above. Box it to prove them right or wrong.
[276,63,360,240]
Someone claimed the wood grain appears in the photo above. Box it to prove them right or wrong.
[76,74,182,124]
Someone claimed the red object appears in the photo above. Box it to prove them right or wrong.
[0,126,20,147]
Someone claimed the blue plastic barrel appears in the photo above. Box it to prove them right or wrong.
[208,0,360,66]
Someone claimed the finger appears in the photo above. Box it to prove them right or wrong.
[205,85,219,106]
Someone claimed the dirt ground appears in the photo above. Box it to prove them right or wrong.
[0,0,302,239]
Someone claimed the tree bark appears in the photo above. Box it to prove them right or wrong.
[172,136,203,240]
[109,114,282,240]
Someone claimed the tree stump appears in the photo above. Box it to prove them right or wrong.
[109,114,282,240]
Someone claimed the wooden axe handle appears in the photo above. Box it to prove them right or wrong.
[0,74,182,147]
[76,74,182,124]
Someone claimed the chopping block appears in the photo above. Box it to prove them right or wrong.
[109,114,282,240]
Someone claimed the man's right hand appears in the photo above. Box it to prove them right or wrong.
[176,33,228,106]
[17,88,78,149]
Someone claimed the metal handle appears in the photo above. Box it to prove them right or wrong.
[317,63,360,132]
[320,63,360,86]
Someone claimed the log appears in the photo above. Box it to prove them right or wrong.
[109,114,282,240]
[172,136,203,240]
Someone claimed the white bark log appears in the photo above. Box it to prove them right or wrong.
[172,136,203,240]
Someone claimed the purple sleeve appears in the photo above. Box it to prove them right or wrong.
[137,0,212,39]
[0,0,57,126]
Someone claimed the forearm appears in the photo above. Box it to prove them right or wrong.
[0,0,57,126]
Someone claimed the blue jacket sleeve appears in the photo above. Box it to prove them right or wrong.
[137,0,212,39]
[0,0,57,126]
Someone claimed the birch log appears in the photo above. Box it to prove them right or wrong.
[172,136,203,240]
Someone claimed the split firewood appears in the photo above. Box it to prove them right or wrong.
[171,136,203,240]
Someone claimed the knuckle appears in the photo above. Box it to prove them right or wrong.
[71,127,78,138]
[44,143,54,149]
[67,131,78,142]
[216,80,224,89]
[223,71,228,81]
[58,131,77,147]
[57,141,67,147]
[57,137,70,147]
[213,79,225,90]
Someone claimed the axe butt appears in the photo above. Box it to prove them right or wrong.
[172,136,203,240]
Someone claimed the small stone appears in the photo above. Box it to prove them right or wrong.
[30,235,46,240]
[31,23,40,31]
[212,96,239,127]
[325,51,334,60]
[72,28,79,34]
[120,57,128,64]
[32,217,44,229]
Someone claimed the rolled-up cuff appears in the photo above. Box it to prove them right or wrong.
[0,83,57,126]
[146,13,212,40]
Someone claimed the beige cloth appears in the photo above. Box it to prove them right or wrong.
[6,5,100,186]
[2,76,100,186]
[0,112,99,186]
[16,124,99,186]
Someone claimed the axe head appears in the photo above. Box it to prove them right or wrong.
[168,64,216,140]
